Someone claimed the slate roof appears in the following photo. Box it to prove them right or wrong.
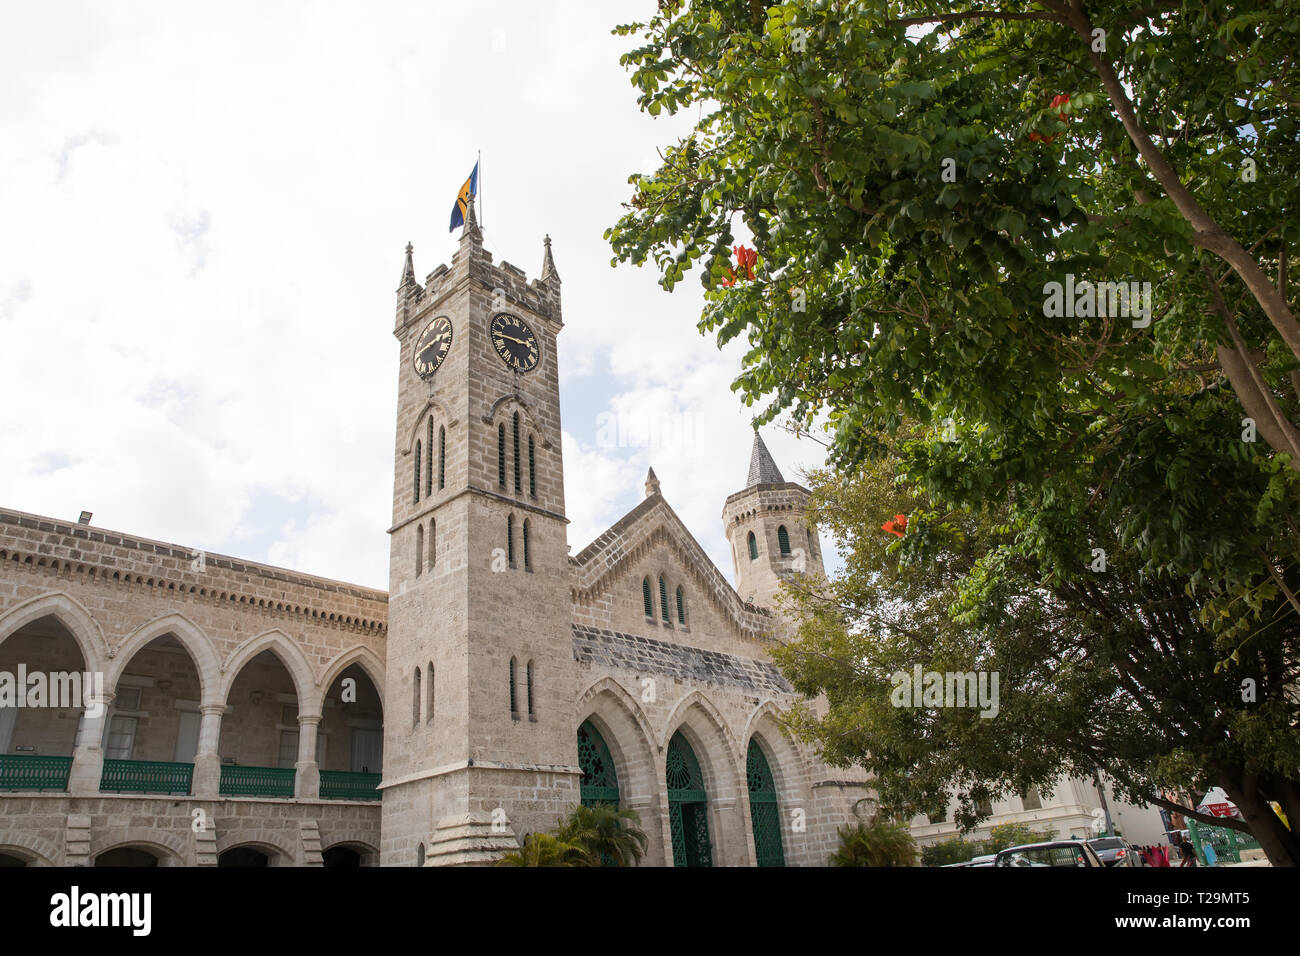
[572,624,792,695]
[746,431,785,487]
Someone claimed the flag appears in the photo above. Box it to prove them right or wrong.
[449,160,479,231]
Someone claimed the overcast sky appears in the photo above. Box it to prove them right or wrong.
[0,0,835,591]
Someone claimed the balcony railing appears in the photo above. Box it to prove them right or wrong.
[0,755,72,792]
[100,759,194,796]
[319,771,382,802]
[219,764,296,798]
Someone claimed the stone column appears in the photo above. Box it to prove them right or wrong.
[295,713,322,799]
[68,691,113,796]
[191,705,226,798]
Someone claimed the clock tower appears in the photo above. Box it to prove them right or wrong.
[380,201,579,865]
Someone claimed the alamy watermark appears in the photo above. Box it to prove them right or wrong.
[1042,273,1153,328]
[890,665,1000,718]
[0,666,105,717]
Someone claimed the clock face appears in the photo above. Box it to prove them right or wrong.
[413,316,453,378]
[490,312,539,372]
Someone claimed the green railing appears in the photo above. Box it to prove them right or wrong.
[1188,818,1263,865]
[100,759,193,795]
[219,765,296,798]
[0,755,72,791]
[319,771,382,802]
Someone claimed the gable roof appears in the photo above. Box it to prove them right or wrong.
[569,492,774,642]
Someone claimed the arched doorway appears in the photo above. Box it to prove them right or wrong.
[577,720,619,807]
[218,846,271,867]
[322,846,361,867]
[666,732,711,867]
[747,738,785,867]
[0,852,28,867]
[94,847,160,867]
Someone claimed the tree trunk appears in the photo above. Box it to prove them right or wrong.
[1219,777,1300,867]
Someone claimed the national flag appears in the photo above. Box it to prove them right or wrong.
[449,160,479,231]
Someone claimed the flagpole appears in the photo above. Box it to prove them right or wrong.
[478,149,483,230]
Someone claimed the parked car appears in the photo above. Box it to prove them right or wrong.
[1088,836,1138,867]
[994,840,1105,867]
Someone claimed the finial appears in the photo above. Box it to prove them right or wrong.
[541,233,559,282]
[400,242,416,287]
[645,466,661,498]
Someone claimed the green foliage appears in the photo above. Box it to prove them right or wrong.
[554,803,650,867]
[920,837,979,868]
[830,820,918,867]
[496,832,593,868]
[982,823,1059,855]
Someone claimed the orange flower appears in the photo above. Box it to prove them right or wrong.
[881,513,908,538]
[720,244,758,287]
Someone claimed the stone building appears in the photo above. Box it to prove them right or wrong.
[0,203,867,866]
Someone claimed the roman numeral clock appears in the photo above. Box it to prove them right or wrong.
[490,312,539,372]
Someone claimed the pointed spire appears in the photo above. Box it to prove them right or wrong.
[459,195,482,245]
[541,234,560,283]
[645,466,661,498]
[746,431,785,487]
[399,241,416,288]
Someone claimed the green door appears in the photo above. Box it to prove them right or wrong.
[666,732,711,867]
[747,738,786,867]
[577,720,619,807]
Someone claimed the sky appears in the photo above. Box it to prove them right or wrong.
[0,0,836,591]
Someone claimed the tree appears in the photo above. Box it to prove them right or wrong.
[982,823,1059,855]
[606,0,1300,865]
[769,453,1300,866]
[830,820,918,866]
[920,836,979,867]
[496,832,593,867]
[554,803,650,867]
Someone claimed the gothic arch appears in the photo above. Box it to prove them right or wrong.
[91,829,188,865]
[401,398,453,456]
[219,630,319,717]
[661,690,740,767]
[109,612,222,707]
[742,701,811,795]
[0,591,108,671]
[482,394,550,447]
[661,691,745,864]
[0,831,59,866]
[575,677,658,796]
[319,645,387,712]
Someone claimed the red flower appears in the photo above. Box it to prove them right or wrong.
[881,513,908,538]
[720,244,758,287]
[1029,94,1072,144]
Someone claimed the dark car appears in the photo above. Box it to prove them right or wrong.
[1088,836,1138,867]
[994,840,1105,868]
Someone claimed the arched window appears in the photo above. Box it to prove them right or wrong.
[509,657,518,717]
[747,738,786,867]
[523,518,531,571]
[416,843,425,867]
[507,514,515,567]
[778,525,791,556]
[512,412,522,493]
[659,575,670,623]
[412,667,422,725]
[414,440,422,504]
[528,434,536,497]
[429,518,436,567]
[526,660,535,717]
[676,586,686,625]
[426,662,435,724]
[438,425,446,490]
[498,424,506,488]
[642,577,654,618]
[748,531,758,561]
[577,720,619,807]
[415,524,424,578]
[426,418,434,497]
